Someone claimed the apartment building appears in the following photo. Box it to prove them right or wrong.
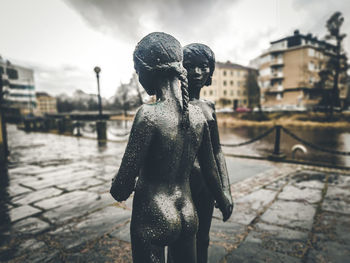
[200,61,257,109]
[36,92,57,115]
[250,30,348,108]
[0,56,37,116]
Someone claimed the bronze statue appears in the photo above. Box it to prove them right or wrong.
[110,32,233,263]
[183,43,233,263]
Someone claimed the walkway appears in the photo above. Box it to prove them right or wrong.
[0,125,349,262]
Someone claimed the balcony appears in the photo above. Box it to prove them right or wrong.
[270,72,284,80]
[270,58,284,67]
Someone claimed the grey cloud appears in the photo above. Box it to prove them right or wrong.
[62,0,239,43]
[27,63,96,96]
[292,0,350,39]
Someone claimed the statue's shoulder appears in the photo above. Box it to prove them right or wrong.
[134,104,156,126]
[201,99,216,111]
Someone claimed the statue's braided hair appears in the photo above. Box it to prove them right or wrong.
[133,32,189,129]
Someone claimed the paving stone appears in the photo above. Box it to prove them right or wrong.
[87,182,110,194]
[325,186,350,202]
[109,222,131,243]
[264,177,289,191]
[313,212,350,244]
[328,174,350,188]
[278,184,322,204]
[221,188,277,225]
[53,206,131,250]
[208,244,226,263]
[322,199,350,215]
[290,171,327,185]
[210,219,246,244]
[35,190,99,210]
[13,217,50,235]
[245,223,308,257]
[255,223,308,240]
[10,205,42,222]
[12,187,63,205]
[306,241,350,263]
[58,178,104,191]
[226,241,301,263]
[21,170,97,190]
[260,200,316,230]
[292,180,324,190]
[18,239,47,252]
[235,189,277,211]
[40,191,103,224]
[8,184,32,197]
[9,165,43,175]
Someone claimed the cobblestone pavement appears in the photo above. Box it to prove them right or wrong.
[1,125,350,262]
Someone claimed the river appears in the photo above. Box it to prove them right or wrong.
[77,120,350,167]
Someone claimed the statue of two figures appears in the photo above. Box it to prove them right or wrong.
[110,32,234,263]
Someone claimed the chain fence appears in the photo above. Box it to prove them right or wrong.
[281,126,350,156]
[220,127,275,147]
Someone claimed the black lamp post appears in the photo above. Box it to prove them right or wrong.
[93,66,107,145]
[94,66,103,119]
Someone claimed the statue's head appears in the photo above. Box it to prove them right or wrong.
[133,32,186,95]
[183,43,215,89]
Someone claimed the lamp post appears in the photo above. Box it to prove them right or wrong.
[93,66,107,145]
[94,66,103,119]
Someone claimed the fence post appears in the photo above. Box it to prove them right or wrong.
[269,125,286,160]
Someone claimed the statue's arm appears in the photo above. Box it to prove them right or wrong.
[198,123,233,221]
[209,105,233,205]
[110,107,153,201]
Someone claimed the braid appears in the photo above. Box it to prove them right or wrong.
[178,71,190,129]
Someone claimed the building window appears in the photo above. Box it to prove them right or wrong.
[223,71,227,76]
[308,48,315,57]
[230,90,234,96]
[223,90,227,95]
[237,90,241,96]
[230,71,234,76]
[237,71,240,76]
[223,81,227,86]
[243,100,247,104]
[6,68,18,79]
[203,91,207,96]
[237,81,241,87]
[308,61,315,71]
[209,90,213,95]
[230,80,234,86]
[243,91,246,96]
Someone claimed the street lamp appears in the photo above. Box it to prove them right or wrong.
[94,66,103,119]
[93,66,107,145]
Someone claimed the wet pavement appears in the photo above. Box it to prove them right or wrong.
[1,125,350,262]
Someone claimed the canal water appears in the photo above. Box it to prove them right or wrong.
[219,125,350,167]
[77,120,350,167]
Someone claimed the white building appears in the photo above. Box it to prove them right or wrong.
[0,56,37,116]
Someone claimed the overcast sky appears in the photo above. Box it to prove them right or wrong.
[1,0,349,98]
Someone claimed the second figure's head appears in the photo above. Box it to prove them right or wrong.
[183,43,215,92]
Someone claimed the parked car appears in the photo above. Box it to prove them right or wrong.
[235,107,251,113]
